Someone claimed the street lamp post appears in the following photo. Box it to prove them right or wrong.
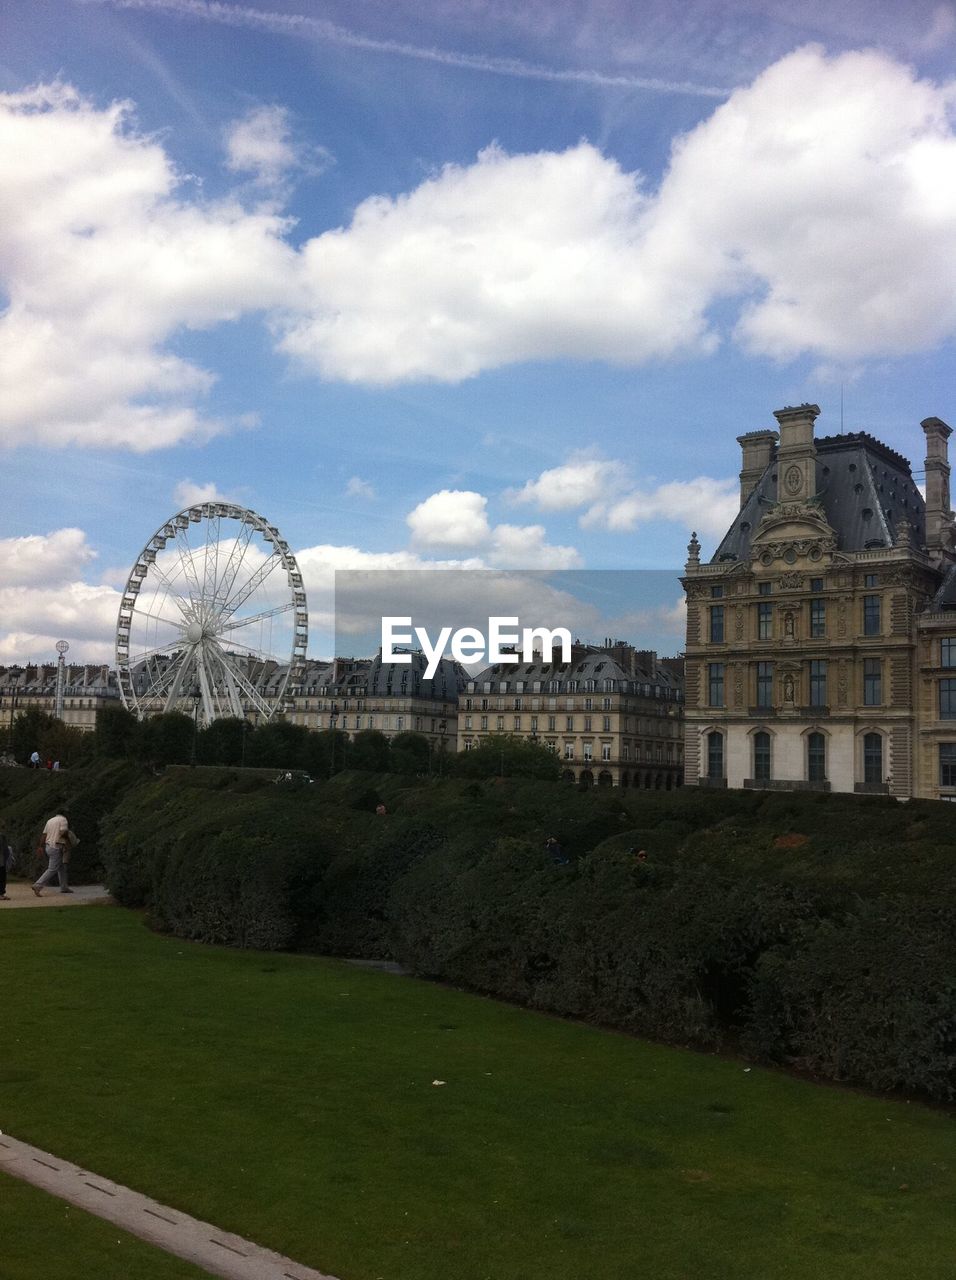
[190,689,200,767]
[329,702,339,777]
[438,718,447,778]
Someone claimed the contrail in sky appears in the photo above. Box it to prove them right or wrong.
[80,0,729,99]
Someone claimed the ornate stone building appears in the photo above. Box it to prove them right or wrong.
[682,404,956,798]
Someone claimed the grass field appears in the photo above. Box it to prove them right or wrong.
[0,904,953,1280]
[0,1171,213,1280]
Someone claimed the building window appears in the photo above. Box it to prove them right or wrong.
[707,731,724,779]
[807,732,826,781]
[622,744,630,761]
[758,581,771,596]
[584,717,592,731]
[603,716,611,732]
[513,717,521,731]
[584,697,593,711]
[810,577,824,592]
[757,602,772,640]
[809,660,827,707]
[530,716,538,732]
[753,731,771,782]
[564,743,574,760]
[465,716,472,730]
[942,638,956,668]
[863,733,883,784]
[863,595,881,636]
[601,744,611,762]
[708,663,724,707]
[940,743,956,787]
[756,661,773,708]
[480,716,488,730]
[496,716,504,731]
[566,716,574,731]
[710,606,724,643]
[863,658,882,706]
[583,743,593,762]
[711,585,724,598]
[810,599,826,638]
[864,573,878,588]
[940,679,956,719]
[547,716,556,731]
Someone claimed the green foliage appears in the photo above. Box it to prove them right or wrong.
[141,712,196,765]
[94,703,141,758]
[9,706,58,763]
[388,730,430,774]
[452,733,562,780]
[196,716,248,766]
[244,719,310,769]
[348,728,391,772]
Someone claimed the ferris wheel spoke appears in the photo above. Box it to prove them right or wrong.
[173,528,204,609]
[205,647,245,719]
[215,522,257,615]
[220,601,294,633]
[202,514,222,606]
[148,550,198,615]
[220,552,283,620]
[214,634,286,665]
[212,644,277,720]
[126,637,189,668]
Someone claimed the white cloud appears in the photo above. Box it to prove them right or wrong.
[487,523,582,569]
[0,82,298,451]
[0,582,121,663]
[583,476,740,539]
[5,49,955,452]
[0,528,97,587]
[345,476,376,500]
[279,46,956,382]
[407,490,492,548]
[172,479,229,507]
[224,105,299,186]
[511,453,622,511]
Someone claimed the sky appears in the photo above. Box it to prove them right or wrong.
[1,0,954,667]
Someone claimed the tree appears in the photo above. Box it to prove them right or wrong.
[95,703,142,759]
[245,720,309,770]
[452,734,562,781]
[141,712,196,766]
[197,717,248,767]
[303,728,350,777]
[348,729,390,772]
[389,731,430,775]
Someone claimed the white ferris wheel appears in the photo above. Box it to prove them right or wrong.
[115,503,308,726]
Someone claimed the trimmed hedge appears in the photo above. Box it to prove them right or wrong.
[30,760,956,1100]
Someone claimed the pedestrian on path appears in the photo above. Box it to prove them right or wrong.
[32,813,78,896]
[0,831,12,900]
[29,750,40,769]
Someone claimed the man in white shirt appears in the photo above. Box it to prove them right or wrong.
[32,813,77,896]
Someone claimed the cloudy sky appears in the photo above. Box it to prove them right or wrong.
[1,0,954,664]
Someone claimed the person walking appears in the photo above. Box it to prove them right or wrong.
[32,813,78,896]
[29,750,40,769]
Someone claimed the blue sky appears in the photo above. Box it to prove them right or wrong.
[1,0,954,664]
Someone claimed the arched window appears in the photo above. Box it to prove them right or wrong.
[863,732,883,784]
[707,730,724,780]
[807,732,826,782]
[753,731,771,782]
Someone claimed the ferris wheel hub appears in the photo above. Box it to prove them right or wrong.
[185,620,204,644]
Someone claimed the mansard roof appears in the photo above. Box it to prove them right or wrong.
[712,431,926,563]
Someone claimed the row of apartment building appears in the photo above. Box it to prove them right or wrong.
[0,642,684,789]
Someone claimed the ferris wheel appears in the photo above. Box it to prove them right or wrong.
[115,503,308,726]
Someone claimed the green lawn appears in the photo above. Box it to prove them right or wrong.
[0,906,953,1280]
[0,1171,213,1280]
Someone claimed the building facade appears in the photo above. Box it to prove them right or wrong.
[460,641,684,788]
[682,404,956,799]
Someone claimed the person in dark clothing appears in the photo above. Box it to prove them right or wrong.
[0,832,13,899]
[545,835,568,865]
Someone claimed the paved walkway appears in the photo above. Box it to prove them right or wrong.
[0,882,112,908]
[0,1133,338,1280]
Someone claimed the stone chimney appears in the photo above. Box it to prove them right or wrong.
[736,430,778,508]
[773,403,820,503]
[921,416,953,555]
